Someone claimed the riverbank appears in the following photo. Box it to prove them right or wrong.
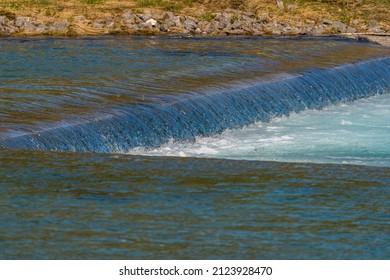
[1,1,389,46]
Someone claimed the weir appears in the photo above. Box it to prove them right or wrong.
[1,57,389,153]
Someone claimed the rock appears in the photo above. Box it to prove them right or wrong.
[224,29,244,35]
[370,28,385,33]
[241,15,255,23]
[0,16,7,25]
[15,17,30,27]
[126,23,139,31]
[73,15,86,24]
[93,19,106,29]
[159,24,168,32]
[145,18,157,27]
[258,13,269,23]
[368,20,378,30]
[35,24,48,33]
[50,21,69,34]
[122,10,133,20]
[312,26,324,35]
[332,21,347,33]
[217,21,228,30]
[173,16,184,28]
[198,21,212,33]
[231,20,242,30]
[183,18,197,30]
[0,26,17,36]
[151,11,166,21]
[346,27,356,33]
[323,19,332,25]
[135,14,146,22]
[163,12,175,22]
[106,21,115,29]
[194,28,202,34]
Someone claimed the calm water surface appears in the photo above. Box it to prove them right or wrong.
[0,37,389,259]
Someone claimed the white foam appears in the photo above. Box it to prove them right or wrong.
[128,94,390,167]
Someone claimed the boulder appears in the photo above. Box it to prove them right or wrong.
[159,24,168,32]
[0,16,7,25]
[332,21,347,33]
[368,20,378,30]
[15,17,30,27]
[122,10,133,20]
[183,18,197,30]
[145,18,157,27]
[50,21,69,34]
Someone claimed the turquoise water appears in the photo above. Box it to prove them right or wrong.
[0,37,390,259]
[131,94,390,166]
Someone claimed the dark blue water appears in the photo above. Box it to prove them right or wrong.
[0,37,390,259]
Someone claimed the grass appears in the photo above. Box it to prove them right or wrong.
[0,0,388,28]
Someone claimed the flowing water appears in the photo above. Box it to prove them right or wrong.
[0,37,389,259]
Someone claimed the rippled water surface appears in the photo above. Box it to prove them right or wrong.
[0,37,390,259]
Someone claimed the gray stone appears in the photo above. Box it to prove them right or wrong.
[217,21,228,30]
[323,19,332,25]
[145,18,157,27]
[173,16,184,28]
[224,29,244,35]
[122,10,133,20]
[0,25,17,36]
[50,21,69,34]
[258,13,269,23]
[311,26,324,35]
[35,24,48,33]
[241,15,255,23]
[93,20,105,29]
[368,20,378,29]
[231,20,242,30]
[346,27,356,33]
[163,12,175,22]
[0,16,7,25]
[126,24,140,31]
[15,17,30,27]
[183,18,197,30]
[136,14,147,21]
[194,28,202,34]
[151,11,166,21]
[332,21,347,33]
[370,28,385,33]
[106,21,115,29]
[73,15,86,24]
[159,24,168,32]
[22,22,38,33]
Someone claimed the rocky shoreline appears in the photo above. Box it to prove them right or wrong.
[1,9,389,46]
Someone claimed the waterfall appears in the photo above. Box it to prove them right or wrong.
[1,57,389,153]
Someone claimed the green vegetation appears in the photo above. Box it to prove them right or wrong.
[200,12,216,22]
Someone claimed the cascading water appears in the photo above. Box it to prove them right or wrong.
[0,37,389,158]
